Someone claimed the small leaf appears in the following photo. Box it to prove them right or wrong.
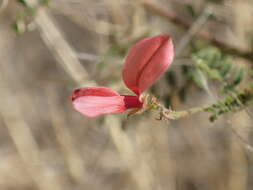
[195,59,222,81]
[14,19,26,34]
[220,61,232,77]
[18,0,28,6]
[232,66,245,86]
[40,0,51,6]
[192,68,208,89]
[186,4,197,18]
[165,71,177,87]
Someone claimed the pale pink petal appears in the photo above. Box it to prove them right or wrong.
[73,95,126,117]
[71,87,142,117]
[122,34,174,95]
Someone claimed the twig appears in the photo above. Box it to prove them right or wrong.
[175,6,213,56]
[46,87,89,184]
[0,15,64,190]
[0,0,8,13]
[141,0,253,62]
[0,68,63,190]
[228,113,248,190]
[76,52,99,62]
[175,5,215,97]
[154,82,253,121]
[35,9,96,87]
[106,115,154,190]
[23,1,154,189]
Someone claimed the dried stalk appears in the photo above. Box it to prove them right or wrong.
[23,1,154,189]
[0,15,64,190]
[0,68,63,190]
[46,87,89,184]
[141,0,253,61]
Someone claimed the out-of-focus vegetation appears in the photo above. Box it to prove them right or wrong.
[0,0,253,190]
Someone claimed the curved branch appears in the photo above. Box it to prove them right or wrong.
[141,0,253,62]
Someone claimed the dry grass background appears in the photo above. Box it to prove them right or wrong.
[0,0,253,189]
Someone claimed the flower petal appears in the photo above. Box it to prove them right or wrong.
[71,87,143,117]
[71,87,120,101]
[122,95,143,109]
[138,36,174,93]
[73,96,126,118]
[122,34,174,95]
[72,87,126,117]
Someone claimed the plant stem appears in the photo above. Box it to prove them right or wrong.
[141,0,253,62]
[155,83,253,121]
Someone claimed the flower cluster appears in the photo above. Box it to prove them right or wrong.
[71,34,174,117]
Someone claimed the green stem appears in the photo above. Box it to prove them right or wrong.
[155,82,253,121]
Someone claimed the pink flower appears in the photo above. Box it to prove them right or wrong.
[71,34,174,117]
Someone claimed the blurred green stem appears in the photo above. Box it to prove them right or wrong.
[155,82,253,121]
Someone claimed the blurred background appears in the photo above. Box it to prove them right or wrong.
[0,0,253,189]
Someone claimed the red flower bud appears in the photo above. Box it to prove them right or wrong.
[122,34,174,95]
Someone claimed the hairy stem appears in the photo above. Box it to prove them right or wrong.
[155,83,253,121]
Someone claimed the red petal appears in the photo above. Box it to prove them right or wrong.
[122,34,174,95]
[122,95,143,109]
[71,87,143,117]
[73,96,127,118]
[71,87,119,101]
[72,87,126,117]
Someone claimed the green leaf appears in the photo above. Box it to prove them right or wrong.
[18,0,28,6]
[195,59,222,81]
[220,61,232,77]
[165,71,177,87]
[232,66,245,86]
[14,19,26,34]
